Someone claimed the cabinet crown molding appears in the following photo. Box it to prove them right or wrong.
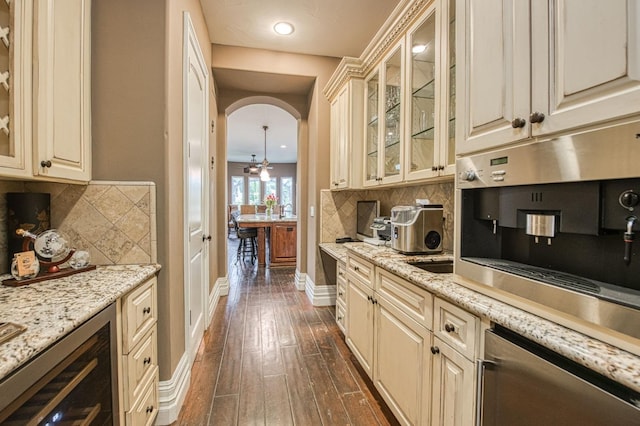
[323,0,429,100]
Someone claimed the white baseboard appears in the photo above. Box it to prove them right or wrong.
[294,269,306,291]
[156,352,191,425]
[305,276,337,307]
[208,276,229,323]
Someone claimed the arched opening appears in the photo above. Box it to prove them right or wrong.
[224,96,303,271]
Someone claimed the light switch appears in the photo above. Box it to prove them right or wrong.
[310,206,315,217]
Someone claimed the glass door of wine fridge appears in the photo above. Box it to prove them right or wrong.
[0,304,118,425]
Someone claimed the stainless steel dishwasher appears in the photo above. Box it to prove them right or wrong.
[477,326,640,426]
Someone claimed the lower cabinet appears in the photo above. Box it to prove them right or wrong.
[375,293,432,426]
[335,261,347,333]
[119,276,159,426]
[343,254,479,426]
[430,337,475,426]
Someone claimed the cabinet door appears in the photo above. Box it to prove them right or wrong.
[345,276,375,377]
[0,0,32,178]
[375,294,432,426]
[381,44,404,185]
[531,0,640,136]
[431,338,475,426]
[364,70,380,186]
[439,0,456,176]
[271,224,296,262]
[456,0,530,154]
[33,0,91,182]
[406,4,439,181]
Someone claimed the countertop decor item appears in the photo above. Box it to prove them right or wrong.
[6,192,50,266]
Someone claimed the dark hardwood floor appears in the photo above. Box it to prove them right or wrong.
[173,237,397,425]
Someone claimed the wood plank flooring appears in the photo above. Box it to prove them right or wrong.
[173,238,398,425]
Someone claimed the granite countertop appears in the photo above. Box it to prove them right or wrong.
[338,243,640,394]
[236,214,298,222]
[0,264,160,381]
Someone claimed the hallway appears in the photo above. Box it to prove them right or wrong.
[174,238,396,425]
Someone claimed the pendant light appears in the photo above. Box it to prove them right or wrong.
[260,125,271,181]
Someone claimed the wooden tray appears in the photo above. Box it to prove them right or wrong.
[2,265,97,287]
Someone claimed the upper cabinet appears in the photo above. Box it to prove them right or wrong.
[0,0,91,182]
[405,0,456,181]
[324,0,456,190]
[0,1,33,179]
[33,0,91,181]
[364,42,405,187]
[330,75,363,190]
[457,0,640,155]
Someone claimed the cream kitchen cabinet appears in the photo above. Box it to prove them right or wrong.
[405,0,456,181]
[0,0,91,182]
[457,0,640,155]
[335,260,347,333]
[0,0,33,179]
[119,276,159,426]
[329,76,364,190]
[33,0,92,182]
[364,41,405,187]
[345,268,375,377]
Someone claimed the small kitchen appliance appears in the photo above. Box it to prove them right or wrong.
[390,203,444,254]
[370,216,392,241]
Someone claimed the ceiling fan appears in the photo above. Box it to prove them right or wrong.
[242,154,273,174]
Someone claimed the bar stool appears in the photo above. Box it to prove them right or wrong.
[231,213,257,264]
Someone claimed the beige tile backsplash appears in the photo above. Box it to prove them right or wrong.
[0,180,157,273]
[320,181,455,250]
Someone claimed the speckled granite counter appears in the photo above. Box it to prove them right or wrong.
[0,264,160,380]
[339,243,640,394]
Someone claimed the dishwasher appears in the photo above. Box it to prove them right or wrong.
[477,325,640,426]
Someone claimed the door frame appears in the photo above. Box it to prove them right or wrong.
[182,11,210,364]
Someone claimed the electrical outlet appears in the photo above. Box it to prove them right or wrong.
[310,206,315,217]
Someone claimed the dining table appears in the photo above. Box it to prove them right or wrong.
[236,214,298,266]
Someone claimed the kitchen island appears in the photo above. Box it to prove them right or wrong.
[236,214,297,266]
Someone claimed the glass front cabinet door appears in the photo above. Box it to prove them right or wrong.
[364,42,404,187]
[405,0,456,181]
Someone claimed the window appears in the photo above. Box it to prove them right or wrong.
[264,178,277,202]
[231,176,244,205]
[248,177,261,204]
[280,177,293,207]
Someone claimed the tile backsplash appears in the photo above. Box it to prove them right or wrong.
[0,180,157,273]
[320,181,455,250]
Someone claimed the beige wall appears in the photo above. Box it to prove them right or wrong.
[211,44,339,285]
[92,0,214,381]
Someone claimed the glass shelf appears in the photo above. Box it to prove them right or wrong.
[384,139,400,149]
[413,78,435,99]
[412,125,435,139]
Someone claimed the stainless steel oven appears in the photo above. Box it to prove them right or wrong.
[455,119,640,341]
[0,303,119,424]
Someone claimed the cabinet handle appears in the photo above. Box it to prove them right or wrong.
[431,166,438,171]
[144,357,152,365]
[511,117,526,128]
[372,298,378,304]
[338,272,344,277]
[338,291,343,296]
[367,295,372,302]
[337,315,343,321]
[40,160,52,168]
[430,346,440,355]
[529,112,545,123]
[143,307,151,315]
[438,165,445,171]
[202,234,211,242]
[444,323,455,333]
[354,266,360,272]
[146,406,155,414]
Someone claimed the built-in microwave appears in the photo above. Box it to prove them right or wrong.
[454,119,640,343]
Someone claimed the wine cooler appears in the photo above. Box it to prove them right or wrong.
[0,304,119,425]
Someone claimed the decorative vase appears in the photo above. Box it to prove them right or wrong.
[266,206,273,217]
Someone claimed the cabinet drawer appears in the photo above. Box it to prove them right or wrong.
[337,261,347,284]
[347,255,374,287]
[123,328,157,411]
[434,298,479,360]
[126,368,159,426]
[123,277,157,352]
[376,268,433,330]
[336,300,346,333]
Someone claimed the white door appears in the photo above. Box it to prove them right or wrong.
[184,13,209,362]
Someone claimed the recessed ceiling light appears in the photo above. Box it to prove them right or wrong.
[280,144,287,148]
[274,22,294,35]
[412,44,427,54]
